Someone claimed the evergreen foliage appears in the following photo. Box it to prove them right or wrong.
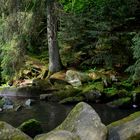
[59,0,139,69]
[127,33,140,83]
[0,0,47,81]
[0,0,139,82]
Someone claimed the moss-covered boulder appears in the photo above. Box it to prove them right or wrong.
[81,82,103,102]
[65,70,92,87]
[35,102,107,140]
[32,79,52,89]
[19,119,43,138]
[82,90,101,102]
[108,111,140,140]
[59,96,84,104]
[107,97,131,108]
[52,87,81,101]
[0,121,32,140]
[35,130,79,140]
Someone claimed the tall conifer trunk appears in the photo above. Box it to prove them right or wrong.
[47,0,62,76]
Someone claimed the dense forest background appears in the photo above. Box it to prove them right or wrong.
[0,0,140,84]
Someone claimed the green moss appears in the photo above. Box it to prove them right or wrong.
[82,82,104,93]
[120,81,133,90]
[56,102,84,132]
[107,111,140,129]
[59,96,84,104]
[107,97,131,108]
[54,88,81,100]
[104,87,118,97]
[118,89,131,97]
[19,119,43,138]
[0,87,4,91]
[0,122,4,129]
[116,81,133,91]
[11,135,28,140]
[32,79,52,88]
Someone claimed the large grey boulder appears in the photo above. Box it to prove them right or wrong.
[0,121,32,140]
[35,130,79,140]
[108,112,140,140]
[35,102,107,140]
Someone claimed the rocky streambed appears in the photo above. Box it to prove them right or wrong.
[0,102,140,140]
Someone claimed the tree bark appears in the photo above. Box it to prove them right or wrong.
[47,0,62,76]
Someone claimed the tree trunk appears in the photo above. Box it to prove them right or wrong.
[47,0,62,76]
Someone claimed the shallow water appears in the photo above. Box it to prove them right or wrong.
[0,101,138,133]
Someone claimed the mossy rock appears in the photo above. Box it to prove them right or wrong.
[107,111,140,129]
[35,130,79,140]
[53,88,82,101]
[66,70,92,83]
[59,96,84,104]
[107,97,131,108]
[0,121,32,140]
[35,102,107,140]
[32,79,52,89]
[19,119,43,138]
[108,112,140,140]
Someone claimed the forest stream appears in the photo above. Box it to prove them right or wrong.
[0,97,138,133]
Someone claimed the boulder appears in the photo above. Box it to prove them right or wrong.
[65,70,91,87]
[19,119,43,138]
[86,90,101,102]
[3,104,14,110]
[108,114,140,140]
[0,97,14,110]
[0,121,32,140]
[25,99,35,106]
[2,97,13,105]
[0,108,2,112]
[35,130,79,140]
[32,79,52,89]
[35,102,107,140]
